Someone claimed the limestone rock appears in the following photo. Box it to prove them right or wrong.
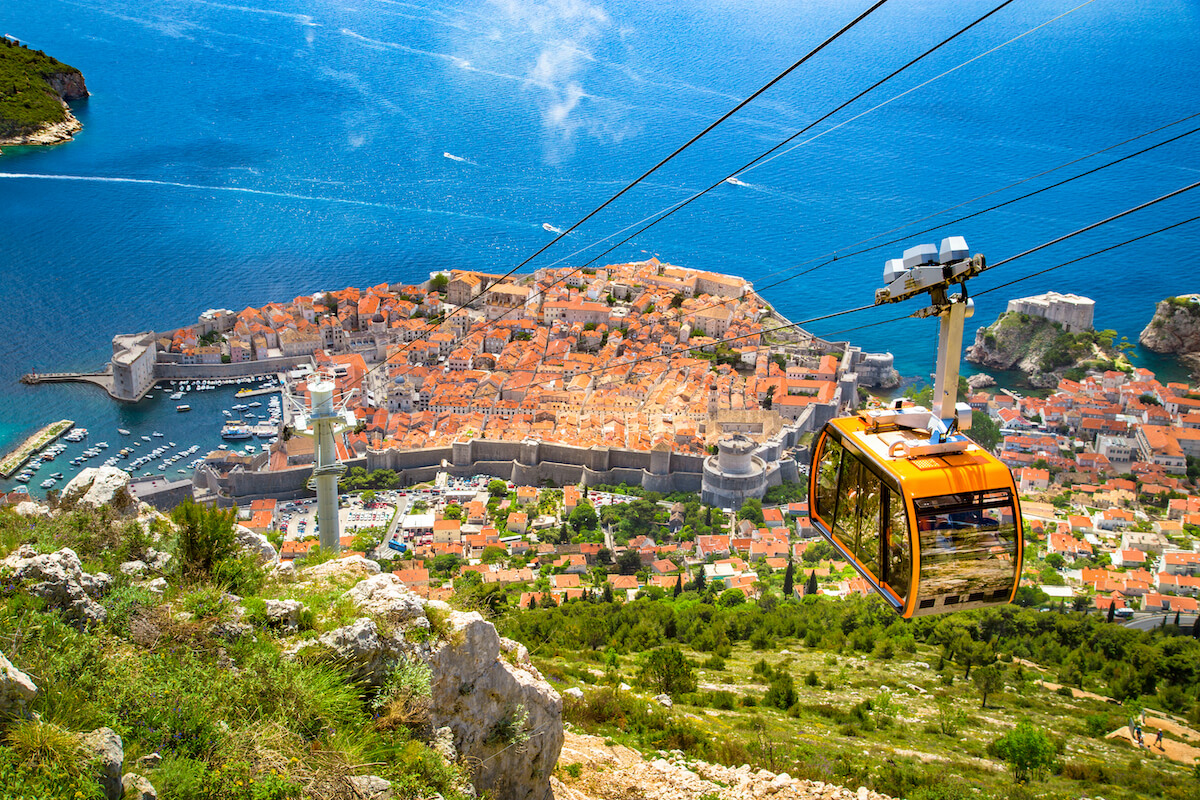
[122,772,157,800]
[135,753,162,769]
[272,560,296,579]
[60,466,133,511]
[13,500,50,517]
[563,687,584,700]
[1141,295,1200,353]
[967,372,996,391]
[303,554,380,580]
[120,560,150,578]
[289,617,402,686]
[345,573,425,621]
[210,620,253,641]
[263,599,307,631]
[348,775,393,799]
[0,650,38,719]
[234,524,278,563]
[81,727,123,800]
[143,577,168,597]
[2,546,108,626]
[653,694,673,708]
[433,725,457,762]
[429,611,562,800]
[144,548,172,571]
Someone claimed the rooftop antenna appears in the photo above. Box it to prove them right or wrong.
[287,372,356,552]
[867,236,985,457]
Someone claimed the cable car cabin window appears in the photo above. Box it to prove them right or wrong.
[827,447,882,578]
[914,490,1018,601]
[815,436,843,525]
[884,488,911,603]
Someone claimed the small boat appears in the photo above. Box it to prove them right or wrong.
[152,432,164,438]
[248,401,262,408]
[141,435,151,442]
[169,392,184,400]
[40,479,56,489]
[15,474,30,483]
[543,222,563,234]
[223,410,232,417]
[176,404,192,412]
[50,472,64,480]
[96,442,108,449]
[118,429,131,436]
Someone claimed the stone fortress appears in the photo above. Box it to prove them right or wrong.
[1006,291,1095,333]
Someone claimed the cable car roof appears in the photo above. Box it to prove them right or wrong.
[824,414,1014,500]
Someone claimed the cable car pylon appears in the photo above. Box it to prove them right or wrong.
[288,373,356,553]
[809,237,1023,618]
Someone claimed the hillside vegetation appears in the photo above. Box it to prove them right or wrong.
[966,311,1128,384]
[0,40,85,140]
[0,503,471,800]
[503,588,1200,800]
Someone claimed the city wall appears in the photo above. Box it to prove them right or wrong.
[154,355,314,381]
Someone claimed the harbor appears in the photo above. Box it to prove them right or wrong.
[0,376,284,497]
[0,419,74,478]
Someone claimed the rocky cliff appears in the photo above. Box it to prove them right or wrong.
[1140,295,1200,354]
[0,41,89,149]
[966,309,1121,387]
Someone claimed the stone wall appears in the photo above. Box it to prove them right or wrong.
[154,355,314,381]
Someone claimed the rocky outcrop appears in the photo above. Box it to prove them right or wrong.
[345,573,425,622]
[966,309,1116,382]
[263,599,306,631]
[348,775,393,799]
[122,773,158,800]
[429,611,563,800]
[302,554,380,580]
[47,71,88,101]
[2,546,110,627]
[61,466,133,512]
[81,727,123,800]
[290,617,404,686]
[0,650,38,719]
[234,524,278,563]
[967,372,996,391]
[1140,295,1200,353]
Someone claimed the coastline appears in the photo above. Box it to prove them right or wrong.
[0,104,82,152]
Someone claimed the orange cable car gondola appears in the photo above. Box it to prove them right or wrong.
[808,237,1023,617]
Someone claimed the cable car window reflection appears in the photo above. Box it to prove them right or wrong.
[856,469,881,576]
[915,491,1018,599]
[833,450,861,554]
[884,489,910,603]
[816,436,843,526]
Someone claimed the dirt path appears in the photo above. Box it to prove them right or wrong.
[551,730,897,800]
[1106,715,1200,766]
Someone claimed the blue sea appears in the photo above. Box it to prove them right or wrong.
[3,0,1200,494]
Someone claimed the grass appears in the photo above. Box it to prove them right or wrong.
[0,505,474,800]
[545,638,1198,800]
[0,43,79,139]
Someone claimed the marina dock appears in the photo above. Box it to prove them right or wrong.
[0,420,74,478]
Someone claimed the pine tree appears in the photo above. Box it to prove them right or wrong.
[1106,602,1115,624]
[806,570,818,596]
[673,573,682,597]
[782,556,795,598]
[695,566,707,592]
[528,594,537,609]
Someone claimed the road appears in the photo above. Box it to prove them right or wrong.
[1124,612,1198,632]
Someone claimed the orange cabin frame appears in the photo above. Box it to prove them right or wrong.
[808,414,1024,618]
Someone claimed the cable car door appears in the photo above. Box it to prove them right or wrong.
[811,426,912,615]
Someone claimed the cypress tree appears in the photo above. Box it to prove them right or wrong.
[705,506,713,526]
[1175,610,1181,628]
[782,556,795,597]
[673,573,682,597]
[806,570,818,596]
[1106,602,1115,624]
[695,566,707,592]
[528,594,537,610]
